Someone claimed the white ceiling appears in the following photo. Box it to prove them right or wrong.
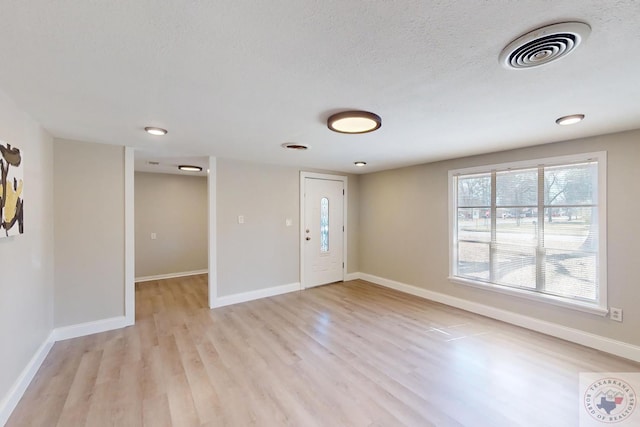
[1,1,639,174]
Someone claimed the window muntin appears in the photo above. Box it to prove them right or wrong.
[450,153,606,313]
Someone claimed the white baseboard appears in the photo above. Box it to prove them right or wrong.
[0,331,55,426]
[1,315,131,424]
[53,316,131,342]
[135,269,208,283]
[359,272,640,363]
[345,272,361,281]
[213,282,301,308]
[1,269,203,424]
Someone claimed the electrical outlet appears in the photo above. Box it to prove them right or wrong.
[610,307,623,322]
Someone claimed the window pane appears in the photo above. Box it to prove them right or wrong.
[494,244,536,289]
[543,202,598,301]
[497,207,537,219]
[457,241,489,281]
[496,211,538,246]
[457,174,491,207]
[544,207,597,251]
[496,169,537,206]
[320,197,329,252]
[457,208,490,242]
[544,249,597,301]
[545,163,596,205]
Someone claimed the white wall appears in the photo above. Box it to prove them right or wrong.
[134,172,208,278]
[358,129,640,347]
[53,139,125,327]
[216,159,360,297]
[216,159,300,296]
[0,90,54,418]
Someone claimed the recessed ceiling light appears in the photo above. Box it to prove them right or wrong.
[144,126,168,136]
[556,114,585,125]
[327,111,381,134]
[354,161,367,167]
[178,165,202,172]
[281,143,309,150]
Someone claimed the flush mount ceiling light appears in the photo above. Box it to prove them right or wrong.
[354,161,367,167]
[144,126,168,136]
[327,111,381,134]
[556,114,585,125]
[499,22,591,69]
[281,143,309,150]
[178,165,202,172]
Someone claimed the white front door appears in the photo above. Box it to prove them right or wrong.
[302,176,344,288]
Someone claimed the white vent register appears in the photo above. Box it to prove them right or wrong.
[499,22,591,69]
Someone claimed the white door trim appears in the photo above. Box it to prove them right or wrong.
[207,156,218,309]
[124,147,135,326]
[300,172,348,289]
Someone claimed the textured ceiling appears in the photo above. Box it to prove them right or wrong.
[0,1,639,174]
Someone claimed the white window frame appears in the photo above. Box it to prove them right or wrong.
[448,152,608,316]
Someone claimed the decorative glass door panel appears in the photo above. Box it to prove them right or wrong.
[320,197,329,253]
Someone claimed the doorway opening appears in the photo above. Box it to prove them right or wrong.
[126,153,214,324]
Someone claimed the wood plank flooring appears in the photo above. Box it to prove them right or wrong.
[7,275,640,426]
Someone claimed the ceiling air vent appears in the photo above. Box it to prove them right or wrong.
[281,143,309,150]
[499,22,591,69]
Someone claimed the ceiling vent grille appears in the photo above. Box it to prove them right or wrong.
[499,22,591,69]
[281,143,309,150]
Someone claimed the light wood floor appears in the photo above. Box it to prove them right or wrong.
[7,276,640,426]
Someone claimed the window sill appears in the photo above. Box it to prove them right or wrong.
[448,276,609,317]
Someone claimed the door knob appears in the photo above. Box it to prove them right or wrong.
[306,237,311,241]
